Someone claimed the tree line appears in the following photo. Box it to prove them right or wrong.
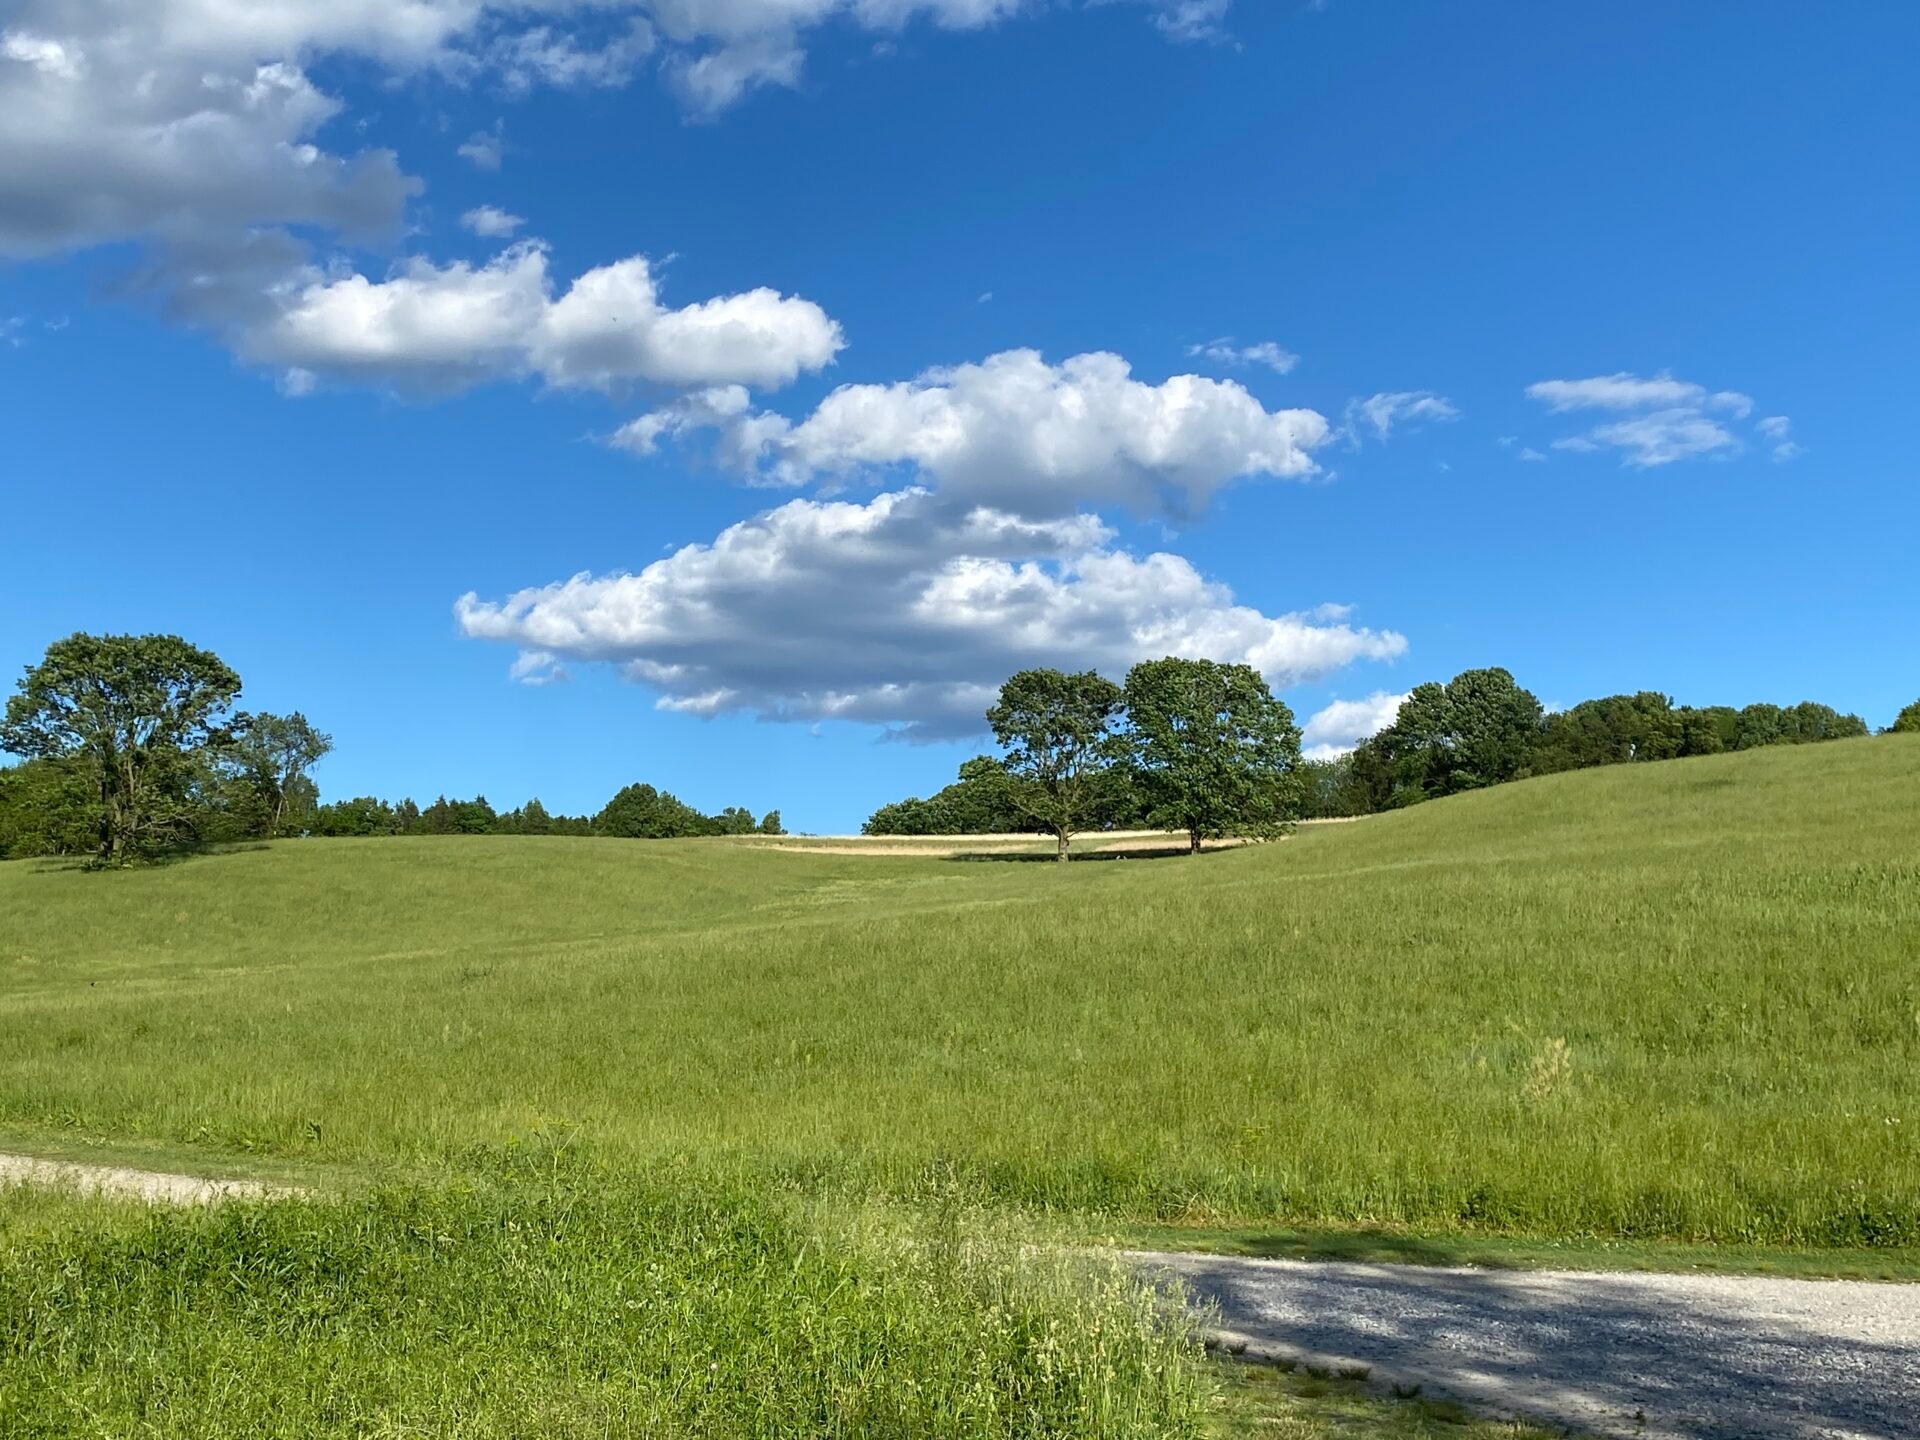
[868,658,1304,859]
[870,664,1912,841]
[5,632,1910,863]
[1303,670,1887,818]
[0,633,781,863]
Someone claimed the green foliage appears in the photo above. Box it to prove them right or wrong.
[218,711,334,837]
[595,783,719,839]
[308,796,405,837]
[987,668,1126,860]
[866,756,1040,835]
[1531,692,1685,773]
[1121,658,1302,851]
[0,633,241,862]
[711,805,760,836]
[419,794,500,835]
[0,759,99,859]
[0,1165,1204,1440]
[495,797,553,835]
[1367,669,1544,803]
[1893,700,1920,734]
[1295,755,1371,820]
[1731,701,1870,748]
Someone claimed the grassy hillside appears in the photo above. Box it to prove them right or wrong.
[2,737,1916,1245]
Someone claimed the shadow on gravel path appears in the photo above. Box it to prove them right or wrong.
[1139,1251,1920,1440]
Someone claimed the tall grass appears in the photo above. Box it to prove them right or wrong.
[2,737,1916,1244]
[0,1154,1204,1438]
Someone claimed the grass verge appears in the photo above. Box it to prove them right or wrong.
[0,1152,1205,1439]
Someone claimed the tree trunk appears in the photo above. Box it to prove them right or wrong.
[1188,827,1201,854]
[1056,830,1070,862]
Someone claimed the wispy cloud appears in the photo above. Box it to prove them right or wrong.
[1756,414,1803,462]
[460,205,525,238]
[1345,390,1459,441]
[1187,337,1300,375]
[1525,371,1788,468]
[458,123,506,172]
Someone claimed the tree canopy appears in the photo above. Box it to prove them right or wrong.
[0,633,241,861]
[1121,658,1302,852]
[986,668,1125,861]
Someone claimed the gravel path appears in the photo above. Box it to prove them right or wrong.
[1139,1251,1920,1440]
[0,1153,290,1204]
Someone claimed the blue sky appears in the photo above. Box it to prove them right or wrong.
[2,2,1915,831]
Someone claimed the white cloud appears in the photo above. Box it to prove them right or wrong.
[1186,337,1300,375]
[489,20,657,93]
[508,650,571,686]
[1345,390,1459,440]
[1527,373,1716,412]
[662,29,808,112]
[236,241,844,395]
[460,205,525,237]
[1550,409,1737,467]
[457,124,505,171]
[1122,0,1234,43]
[456,487,1403,739]
[0,0,1235,264]
[0,19,415,258]
[1301,690,1409,761]
[1757,414,1803,462]
[1526,371,1782,468]
[628,348,1331,520]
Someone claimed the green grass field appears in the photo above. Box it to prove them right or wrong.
[3,738,1918,1435]
[4,736,1916,1245]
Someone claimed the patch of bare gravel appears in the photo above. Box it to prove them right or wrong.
[1140,1251,1920,1440]
[0,1153,297,1204]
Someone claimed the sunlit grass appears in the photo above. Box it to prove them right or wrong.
[0,1155,1204,1439]
[2,737,1916,1245]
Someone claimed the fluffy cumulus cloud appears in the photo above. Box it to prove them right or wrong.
[1525,371,1789,467]
[0,14,415,258]
[232,241,843,395]
[1301,690,1408,761]
[622,348,1332,519]
[1345,390,1459,441]
[456,488,1402,738]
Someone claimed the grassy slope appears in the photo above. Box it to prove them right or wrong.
[2,737,1916,1247]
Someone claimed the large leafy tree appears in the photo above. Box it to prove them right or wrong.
[223,710,334,836]
[987,668,1125,861]
[0,633,241,862]
[1360,668,1543,803]
[1892,700,1920,734]
[1120,658,1302,853]
[595,783,712,839]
